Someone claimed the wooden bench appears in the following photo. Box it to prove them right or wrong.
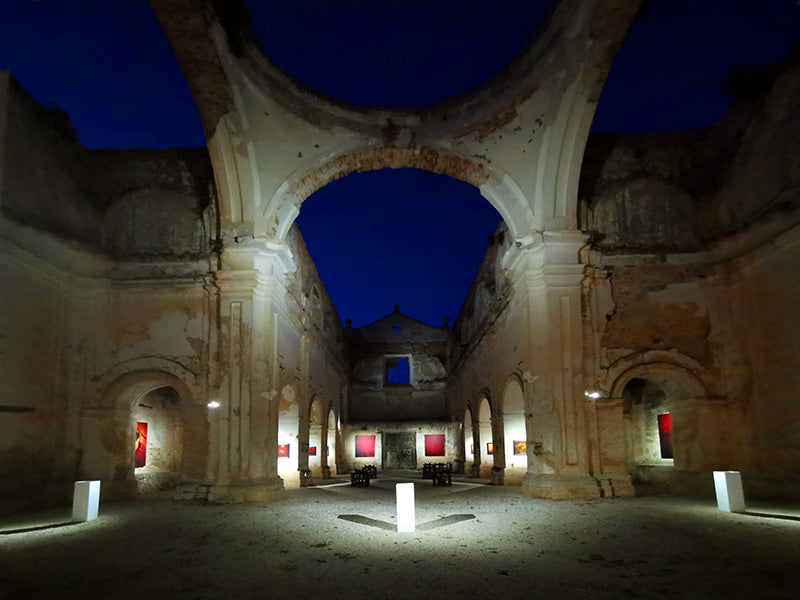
[423,462,452,485]
[350,469,370,487]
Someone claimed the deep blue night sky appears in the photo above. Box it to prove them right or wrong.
[1,1,798,327]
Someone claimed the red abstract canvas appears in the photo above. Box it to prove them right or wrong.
[278,444,290,458]
[308,446,317,456]
[135,422,147,468]
[425,434,445,456]
[355,434,375,458]
[657,413,673,459]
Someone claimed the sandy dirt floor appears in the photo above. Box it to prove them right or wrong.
[1,473,799,599]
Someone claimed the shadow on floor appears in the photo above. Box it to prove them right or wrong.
[337,513,475,532]
[744,511,800,522]
[0,520,76,535]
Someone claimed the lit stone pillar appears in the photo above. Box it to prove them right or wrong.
[470,417,482,478]
[206,245,291,502]
[490,414,505,485]
[515,233,601,499]
[452,421,466,474]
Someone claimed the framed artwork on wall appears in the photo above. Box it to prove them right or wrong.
[424,434,445,456]
[470,444,474,454]
[308,446,317,456]
[514,441,527,455]
[135,422,147,468]
[487,442,494,455]
[278,444,290,458]
[355,434,375,458]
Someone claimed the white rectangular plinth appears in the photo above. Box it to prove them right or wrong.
[72,480,101,522]
[396,482,415,533]
[713,471,745,513]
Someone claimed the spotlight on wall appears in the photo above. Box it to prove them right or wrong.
[584,390,602,400]
[207,400,221,409]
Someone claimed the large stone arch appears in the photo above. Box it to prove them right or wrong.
[266,146,533,245]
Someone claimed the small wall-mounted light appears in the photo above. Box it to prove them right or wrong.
[584,390,602,400]
[207,400,221,409]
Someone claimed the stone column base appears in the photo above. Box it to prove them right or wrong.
[520,473,633,500]
[490,466,504,486]
[207,477,285,503]
[299,469,313,487]
[470,463,481,478]
[322,466,332,479]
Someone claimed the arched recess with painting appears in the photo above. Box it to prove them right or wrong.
[326,406,338,476]
[608,361,709,494]
[277,384,300,487]
[464,406,474,473]
[84,368,204,498]
[502,375,527,484]
[476,393,494,478]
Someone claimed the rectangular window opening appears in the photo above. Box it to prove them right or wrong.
[386,356,410,385]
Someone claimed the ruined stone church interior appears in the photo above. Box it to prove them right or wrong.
[1,0,799,597]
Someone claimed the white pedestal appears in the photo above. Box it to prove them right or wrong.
[396,482,415,533]
[713,471,745,513]
[72,480,101,522]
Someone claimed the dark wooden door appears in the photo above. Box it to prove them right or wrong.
[382,432,416,469]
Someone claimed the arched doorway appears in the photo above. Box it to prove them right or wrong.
[132,386,184,492]
[622,377,674,492]
[308,397,324,477]
[477,395,493,478]
[502,377,526,484]
[464,407,474,472]
[86,369,200,498]
[278,384,300,488]
[326,407,338,476]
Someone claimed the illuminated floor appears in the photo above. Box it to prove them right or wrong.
[1,477,799,599]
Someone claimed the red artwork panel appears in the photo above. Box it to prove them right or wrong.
[486,442,494,455]
[355,434,375,458]
[657,413,673,459]
[278,444,290,458]
[135,422,147,468]
[425,434,445,456]
[308,446,317,456]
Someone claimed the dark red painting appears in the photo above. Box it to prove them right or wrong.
[425,434,445,456]
[355,434,375,458]
[657,413,673,459]
[278,444,290,458]
[308,446,317,456]
[135,422,147,468]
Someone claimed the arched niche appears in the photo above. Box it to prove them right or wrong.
[477,394,494,478]
[464,407,474,466]
[609,362,708,492]
[86,369,203,497]
[308,397,325,476]
[326,407,338,476]
[502,376,527,480]
[277,384,299,487]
